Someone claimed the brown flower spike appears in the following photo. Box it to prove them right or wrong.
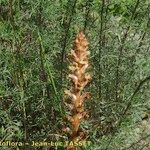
[64,31,91,150]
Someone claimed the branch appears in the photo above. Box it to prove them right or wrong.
[60,0,77,89]
[98,0,105,100]
[121,75,150,117]
[105,75,150,150]
[115,0,140,102]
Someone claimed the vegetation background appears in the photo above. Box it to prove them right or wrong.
[0,0,150,149]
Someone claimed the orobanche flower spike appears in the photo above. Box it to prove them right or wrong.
[63,31,92,150]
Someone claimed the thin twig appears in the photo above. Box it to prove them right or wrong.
[105,75,150,150]
[98,0,105,100]
[83,0,93,31]
[60,0,77,90]
[115,0,140,102]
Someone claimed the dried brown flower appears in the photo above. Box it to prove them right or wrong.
[63,31,91,150]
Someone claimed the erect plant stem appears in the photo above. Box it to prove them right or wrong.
[8,0,27,140]
[98,0,105,100]
[83,0,93,31]
[115,0,140,102]
[60,0,77,90]
[63,31,91,150]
